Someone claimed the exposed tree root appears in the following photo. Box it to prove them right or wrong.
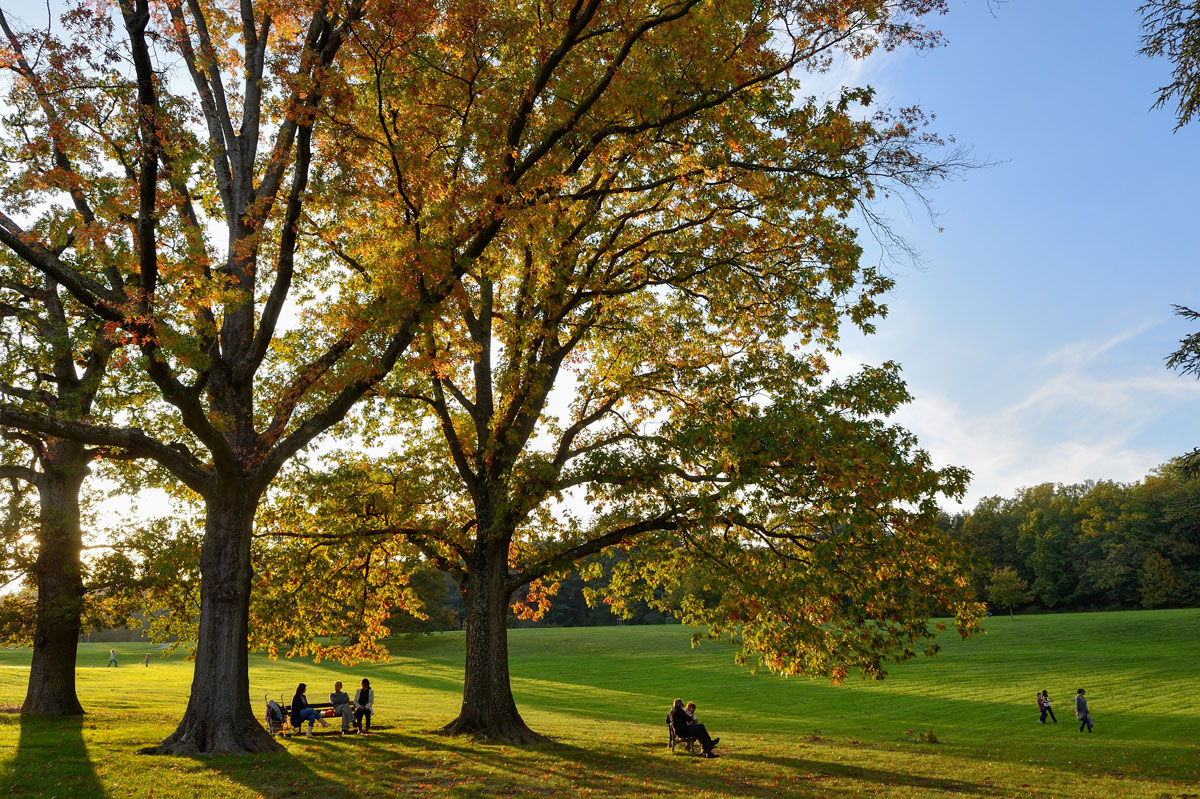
[439,715,549,744]
[138,717,283,756]
[20,699,84,716]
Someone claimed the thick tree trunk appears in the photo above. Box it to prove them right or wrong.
[441,552,544,743]
[21,452,87,716]
[141,490,280,755]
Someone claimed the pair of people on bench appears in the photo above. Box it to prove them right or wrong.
[670,697,721,757]
[290,678,375,736]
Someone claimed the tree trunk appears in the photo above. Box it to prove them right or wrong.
[141,490,281,755]
[21,451,87,715]
[441,551,544,743]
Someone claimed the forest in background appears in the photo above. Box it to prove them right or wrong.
[942,461,1200,614]
[379,459,1200,635]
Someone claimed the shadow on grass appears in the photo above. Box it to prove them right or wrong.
[200,727,372,799]
[753,752,1000,796]
[576,739,998,791]
[319,731,1004,799]
[545,739,1002,799]
[0,714,104,798]
[384,669,470,696]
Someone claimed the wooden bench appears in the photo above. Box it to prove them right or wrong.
[666,713,699,754]
[265,695,349,738]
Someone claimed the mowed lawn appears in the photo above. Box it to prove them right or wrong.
[1,609,1197,799]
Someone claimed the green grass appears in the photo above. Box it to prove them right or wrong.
[1,608,1199,798]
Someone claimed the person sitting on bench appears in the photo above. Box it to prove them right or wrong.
[329,681,354,734]
[291,682,330,737]
[670,697,720,757]
[353,677,374,734]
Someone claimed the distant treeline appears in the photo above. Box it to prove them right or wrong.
[941,462,1200,613]
[387,462,1200,635]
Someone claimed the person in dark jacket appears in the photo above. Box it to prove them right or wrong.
[669,698,720,757]
[291,682,330,737]
[353,678,374,734]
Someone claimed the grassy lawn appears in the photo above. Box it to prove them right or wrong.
[1,608,1198,798]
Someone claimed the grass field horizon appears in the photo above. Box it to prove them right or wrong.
[2,608,1198,798]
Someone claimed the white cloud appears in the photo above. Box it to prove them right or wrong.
[891,388,1172,507]
[829,323,1200,508]
[1032,321,1155,371]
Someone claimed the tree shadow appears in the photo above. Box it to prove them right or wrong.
[525,738,1002,798]
[753,752,1002,795]
[342,730,1001,799]
[0,714,104,798]
[504,669,1200,783]
[385,669,469,696]
[201,719,506,791]
[198,726,367,799]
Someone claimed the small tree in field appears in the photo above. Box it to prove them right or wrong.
[986,566,1031,619]
[0,182,130,715]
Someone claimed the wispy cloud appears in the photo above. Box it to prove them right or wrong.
[830,323,1200,507]
[1033,321,1156,370]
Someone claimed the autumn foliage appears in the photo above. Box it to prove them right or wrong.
[1,0,981,748]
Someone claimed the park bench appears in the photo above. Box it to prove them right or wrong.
[265,695,347,738]
[666,712,699,755]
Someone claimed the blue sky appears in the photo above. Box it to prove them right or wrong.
[822,0,1200,507]
[3,0,1194,514]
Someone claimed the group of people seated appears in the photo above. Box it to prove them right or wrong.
[669,698,722,758]
[288,678,375,737]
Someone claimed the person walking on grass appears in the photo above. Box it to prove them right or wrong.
[1075,688,1093,733]
[1038,690,1057,724]
[143,652,151,667]
[106,649,117,667]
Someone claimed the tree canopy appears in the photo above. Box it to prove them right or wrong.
[245,0,983,741]
[0,0,447,753]
[2,0,982,750]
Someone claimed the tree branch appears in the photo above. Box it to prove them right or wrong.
[506,513,679,594]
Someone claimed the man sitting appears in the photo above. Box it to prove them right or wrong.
[330,681,354,735]
[669,698,720,758]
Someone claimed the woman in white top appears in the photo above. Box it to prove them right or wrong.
[353,677,375,733]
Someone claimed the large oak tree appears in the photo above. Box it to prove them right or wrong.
[0,0,982,752]
[0,12,149,714]
[255,0,984,742]
[0,260,115,716]
[0,0,466,754]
